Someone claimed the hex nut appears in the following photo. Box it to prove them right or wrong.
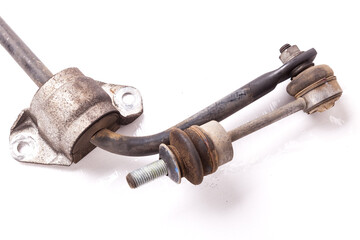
[279,45,302,64]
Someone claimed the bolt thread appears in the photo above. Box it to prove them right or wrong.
[279,43,291,53]
[126,160,168,188]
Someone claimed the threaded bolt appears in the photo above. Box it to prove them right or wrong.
[126,159,168,188]
[279,43,291,53]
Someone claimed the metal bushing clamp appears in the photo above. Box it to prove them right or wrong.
[9,68,143,165]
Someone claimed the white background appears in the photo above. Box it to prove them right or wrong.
[0,1,359,239]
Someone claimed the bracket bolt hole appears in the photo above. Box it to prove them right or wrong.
[17,141,34,156]
[10,135,37,161]
[122,92,135,106]
[114,87,141,111]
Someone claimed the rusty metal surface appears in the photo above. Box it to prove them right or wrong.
[287,65,334,96]
[185,125,218,175]
[1,17,145,165]
[169,128,204,185]
[279,45,302,64]
[101,84,143,123]
[71,112,120,163]
[91,49,317,156]
[229,63,343,140]
[287,64,342,114]
[0,17,53,87]
[229,98,307,142]
[301,78,342,114]
[9,68,143,165]
[279,44,314,77]
[125,60,343,188]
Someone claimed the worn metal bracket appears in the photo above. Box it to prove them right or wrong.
[10,109,72,165]
[101,83,143,122]
[9,68,143,166]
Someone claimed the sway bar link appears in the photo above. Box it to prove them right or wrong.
[127,63,342,188]
[0,17,342,189]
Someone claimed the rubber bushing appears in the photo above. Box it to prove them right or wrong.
[169,128,204,185]
[287,64,334,96]
[185,125,218,176]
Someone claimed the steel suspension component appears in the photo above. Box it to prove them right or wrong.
[1,17,143,165]
[1,17,316,164]
[1,17,342,190]
[126,50,343,188]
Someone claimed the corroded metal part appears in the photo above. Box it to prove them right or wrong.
[126,120,234,187]
[287,65,334,96]
[101,84,143,124]
[125,58,343,189]
[279,44,314,77]
[91,49,318,156]
[0,17,53,87]
[169,128,204,185]
[161,122,232,185]
[185,125,218,175]
[287,64,342,114]
[228,98,307,142]
[301,78,342,114]
[9,68,143,166]
[279,45,302,64]
[10,109,71,165]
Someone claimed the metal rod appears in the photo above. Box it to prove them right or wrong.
[90,49,316,156]
[0,17,53,87]
[0,17,314,158]
[229,98,306,142]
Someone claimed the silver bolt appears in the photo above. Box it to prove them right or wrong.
[126,159,168,188]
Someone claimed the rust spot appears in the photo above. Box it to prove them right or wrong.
[169,128,204,185]
[185,126,218,175]
[287,64,334,96]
